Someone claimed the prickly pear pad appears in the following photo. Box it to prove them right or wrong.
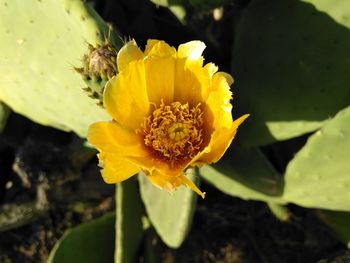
[284,106,350,211]
[0,0,111,137]
[232,0,350,146]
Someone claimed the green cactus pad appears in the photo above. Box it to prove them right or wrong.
[48,212,115,263]
[138,170,198,248]
[232,0,350,146]
[199,146,285,204]
[200,165,285,203]
[115,179,144,263]
[283,106,350,211]
[317,210,350,248]
[0,0,113,137]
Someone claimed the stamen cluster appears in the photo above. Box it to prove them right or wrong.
[142,101,204,164]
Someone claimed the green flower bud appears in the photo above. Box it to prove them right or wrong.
[75,40,118,106]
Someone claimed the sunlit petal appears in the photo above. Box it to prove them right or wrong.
[146,171,205,199]
[198,114,249,163]
[178,41,206,61]
[103,61,150,130]
[144,39,176,57]
[88,121,144,155]
[117,39,144,72]
[98,152,139,183]
[144,56,175,104]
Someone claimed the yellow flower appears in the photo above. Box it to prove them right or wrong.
[88,39,249,198]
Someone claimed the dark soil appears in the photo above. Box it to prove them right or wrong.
[0,114,115,262]
[166,189,346,263]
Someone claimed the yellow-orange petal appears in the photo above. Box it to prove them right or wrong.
[177,40,206,61]
[125,154,183,177]
[198,114,249,164]
[117,39,144,72]
[203,72,233,130]
[103,61,149,130]
[98,152,139,183]
[204,63,219,79]
[173,60,212,105]
[144,39,176,57]
[146,171,205,199]
[88,121,144,156]
[144,56,175,105]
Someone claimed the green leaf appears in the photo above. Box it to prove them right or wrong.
[48,212,115,263]
[138,169,198,248]
[232,0,350,146]
[115,179,145,263]
[0,0,121,137]
[283,106,350,211]
[199,146,285,204]
[317,210,350,248]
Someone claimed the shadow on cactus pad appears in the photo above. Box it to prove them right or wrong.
[232,0,350,146]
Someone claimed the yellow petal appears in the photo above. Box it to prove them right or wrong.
[144,56,175,104]
[103,61,150,130]
[198,114,249,163]
[98,152,139,183]
[146,171,205,198]
[117,39,144,72]
[178,41,206,61]
[173,59,211,105]
[144,39,176,57]
[196,70,248,163]
[88,121,144,156]
[126,155,183,177]
[204,63,219,78]
[203,72,234,130]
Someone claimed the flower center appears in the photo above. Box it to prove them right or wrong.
[142,101,204,162]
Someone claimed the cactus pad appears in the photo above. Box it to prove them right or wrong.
[0,0,112,137]
[283,106,350,211]
[317,210,350,248]
[199,145,286,204]
[138,170,198,248]
[232,0,350,146]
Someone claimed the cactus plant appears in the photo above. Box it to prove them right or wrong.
[283,106,350,211]
[317,210,350,248]
[2,0,350,259]
[232,0,350,146]
[48,212,115,263]
[0,0,118,137]
[199,145,285,203]
[138,169,198,248]
[115,179,145,263]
